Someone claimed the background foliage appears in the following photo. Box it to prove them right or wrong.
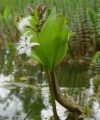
[0,0,100,63]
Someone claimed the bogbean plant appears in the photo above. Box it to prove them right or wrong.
[16,4,87,119]
[16,5,70,70]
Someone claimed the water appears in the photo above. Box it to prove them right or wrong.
[0,49,100,120]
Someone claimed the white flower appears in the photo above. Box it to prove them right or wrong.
[17,33,39,57]
[18,16,32,32]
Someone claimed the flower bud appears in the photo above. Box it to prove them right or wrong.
[41,5,47,14]
[20,15,24,18]
[37,4,42,13]
[28,7,34,16]
[16,17,20,22]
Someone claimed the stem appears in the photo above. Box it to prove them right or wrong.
[40,64,43,83]
[47,70,59,120]
[50,69,84,115]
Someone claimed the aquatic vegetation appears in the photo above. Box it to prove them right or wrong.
[16,6,70,69]
[90,51,100,74]
[15,5,93,119]
[0,0,100,119]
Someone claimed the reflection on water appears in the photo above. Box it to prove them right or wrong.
[0,75,26,120]
[0,74,14,82]
[0,49,100,120]
[41,87,67,120]
[0,88,26,120]
[0,73,68,120]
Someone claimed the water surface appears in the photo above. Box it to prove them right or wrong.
[0,49,99,120]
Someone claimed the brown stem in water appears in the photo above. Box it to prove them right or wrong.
[50,69,84,115]
[47,71,59,120]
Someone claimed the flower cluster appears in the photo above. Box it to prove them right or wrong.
[16,5,47,57]
[17,16,40,57]
[18,16,32,32]
[17,32,39,57]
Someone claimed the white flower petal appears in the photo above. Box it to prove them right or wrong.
[17,45,22,51]
[18,47,26,54]
[17,32,39,57]
[20,40,26,46]
[30,42,40,47]
[18,16,32,32]
[26,48,31,56]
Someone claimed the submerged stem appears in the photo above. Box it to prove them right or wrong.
[50,69,84,115]
[47,70,59,120]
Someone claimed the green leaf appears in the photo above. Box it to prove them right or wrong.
[8,42,16,56]
[31,51,42,63]
[3,6,10,22]
[87,8,97,24]
[35,8,70,70]
[92,51,100,65]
